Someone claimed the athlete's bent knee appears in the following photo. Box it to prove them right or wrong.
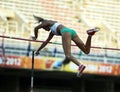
[84,50,90,54]
[65,55,72,60]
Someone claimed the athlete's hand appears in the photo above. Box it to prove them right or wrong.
[31,36,37,40]
[34,50,40,56]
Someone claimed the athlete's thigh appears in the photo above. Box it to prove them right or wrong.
[72,35,85,50]
[62,33,71,55]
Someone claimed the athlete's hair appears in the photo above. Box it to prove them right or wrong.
[33,15,44,23]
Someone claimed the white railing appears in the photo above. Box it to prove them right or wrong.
[0,44,120,64]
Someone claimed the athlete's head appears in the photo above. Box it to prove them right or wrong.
[33,15,44,23]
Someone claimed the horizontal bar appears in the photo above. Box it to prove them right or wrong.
[0,35,120,51]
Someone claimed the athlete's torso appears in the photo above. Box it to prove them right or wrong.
[50,22,61,35]
[42,20,66,35]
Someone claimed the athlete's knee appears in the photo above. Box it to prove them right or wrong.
[62,57,70,65]
[84,50,90,54]
[65,55,72,60]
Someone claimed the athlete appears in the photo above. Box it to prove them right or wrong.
[32,15,99,77]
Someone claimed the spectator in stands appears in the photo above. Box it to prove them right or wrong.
[32,15,99,77]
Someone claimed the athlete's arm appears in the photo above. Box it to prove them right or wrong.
[32,22,48,40]
[35,32,54,55]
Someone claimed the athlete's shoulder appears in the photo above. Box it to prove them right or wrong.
[45,20,58,26]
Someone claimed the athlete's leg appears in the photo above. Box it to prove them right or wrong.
[72,28,98,54]
[62,57,70,65]
[62,32,80,66]
[72,35,92,54]
[62,32,86,77]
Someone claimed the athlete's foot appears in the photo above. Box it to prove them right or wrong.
[77,64,86,77]
[87,27,99,36]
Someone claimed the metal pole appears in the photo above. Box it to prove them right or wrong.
[30,51,34,92]
[0,35,120,51]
